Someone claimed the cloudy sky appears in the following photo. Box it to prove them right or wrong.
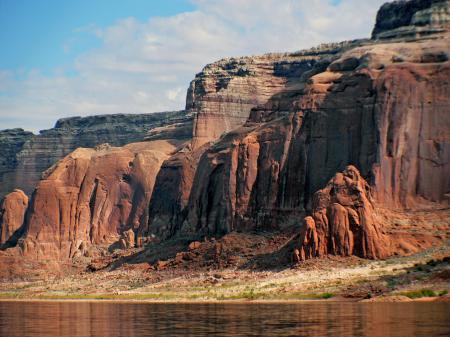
[0,0,385,132]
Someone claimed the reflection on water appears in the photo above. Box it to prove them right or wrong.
[0,301,449,337]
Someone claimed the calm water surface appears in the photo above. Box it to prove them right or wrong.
[0,301,449,336]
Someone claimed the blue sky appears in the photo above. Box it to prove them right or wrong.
[0,0,384,132]
[0,0,194,72]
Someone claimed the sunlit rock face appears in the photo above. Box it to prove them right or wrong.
[17,140,185,260]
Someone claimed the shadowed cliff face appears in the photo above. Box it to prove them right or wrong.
[0,189,28,247]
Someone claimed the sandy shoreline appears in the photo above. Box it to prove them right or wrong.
[0,296,445,304]
[1,246,448,304]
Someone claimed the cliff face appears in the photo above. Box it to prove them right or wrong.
[18,140,185,260]
[0,111,190,199]
[146,42,365,238]
[187,43,363,149]
[182,36,450,237]
[0,129,34,199]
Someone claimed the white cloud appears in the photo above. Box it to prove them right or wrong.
[0,0,385,132]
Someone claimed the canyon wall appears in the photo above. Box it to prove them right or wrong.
[187,42,364,149]
[0,111,190,199]
[144,42,365,239]
[0,0,449,266]
[182,36,450,236]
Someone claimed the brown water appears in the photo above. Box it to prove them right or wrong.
[0,301,449,336]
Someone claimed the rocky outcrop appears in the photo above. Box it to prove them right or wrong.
[0,190,28,246]
[118,229,135,250]
[182,28,450,237]
[17,140,184,260]
[372,0,450,39]
[152,42,364,237]
[297,166,390,260]
[187,42,363,149]
[0,111,191,199]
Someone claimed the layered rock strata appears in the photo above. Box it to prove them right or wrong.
[0,111,190,198]
[372,0,450,39]
[187,42,363,149]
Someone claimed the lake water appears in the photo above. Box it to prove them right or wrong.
[0,301,449,336]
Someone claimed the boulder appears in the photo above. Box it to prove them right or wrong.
[0,189,28,245]
[297,166,391,260]
[118,229,135,249]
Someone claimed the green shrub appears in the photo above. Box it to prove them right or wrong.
[401,289,437,299]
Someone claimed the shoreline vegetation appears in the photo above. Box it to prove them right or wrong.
[1,245,448,303]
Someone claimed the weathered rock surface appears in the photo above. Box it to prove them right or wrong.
[155,41,365,236]
[187,43,363,149]
[297,166,390,260]
[372,0,450,39]
[182,28,450,237]
[0,190,28,246]
[140,143,208,241]
[118,229,135,250]
[0,129,34,199]
[0,111,190,199]
[17,140,184,260]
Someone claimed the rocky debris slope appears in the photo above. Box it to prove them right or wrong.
[0,111,190,199]
[297,166,390,260]
[0,189,28,247]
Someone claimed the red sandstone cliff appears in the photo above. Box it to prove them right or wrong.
[16,140,184,260]
[0,0,449,271]
[182,34,450,239]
